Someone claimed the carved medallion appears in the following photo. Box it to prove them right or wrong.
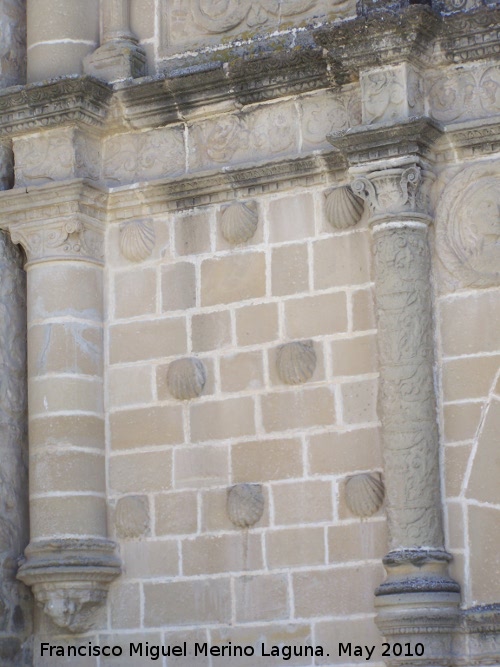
[119,219,155,262]
[276,340,316,385]
[227,484,265,528]
[220,201,258,244]
[167,357,207,400]
[345,473,384,518]
[436,162,500,288]
[324,185,364,229]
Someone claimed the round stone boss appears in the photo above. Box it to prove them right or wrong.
[436,161,500,288]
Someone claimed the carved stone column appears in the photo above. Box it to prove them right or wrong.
[0,142,32,666]
[7,181,121,633]
[84,0,146,82]
[350,157,460,661]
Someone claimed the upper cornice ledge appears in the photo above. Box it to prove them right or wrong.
[0,76,112,138]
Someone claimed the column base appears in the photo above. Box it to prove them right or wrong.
[17,538,121,633]
[375,549,460,666]
[84,39,146,83]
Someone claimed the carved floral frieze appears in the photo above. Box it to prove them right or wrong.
[361,64,424,125]
[436,161,500,288]
[103,128,185,185]
[14,128,100,187]
[159,0,355,55]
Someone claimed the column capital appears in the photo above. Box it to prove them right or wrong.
[0,180,107,266]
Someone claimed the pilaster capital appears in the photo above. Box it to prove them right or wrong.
[0,180,107,266]
[351,162,433,224]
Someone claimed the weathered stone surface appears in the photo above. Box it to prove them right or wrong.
[0,0,26,88]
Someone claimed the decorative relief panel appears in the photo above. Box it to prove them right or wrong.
[14,129,100,186]
[436,161,500,289]
[427,64,500,124]
[361,64,424,125]
[189,102,298,171]
[159,0,355,55]
[103,128,185,185]
[300,89,361,151]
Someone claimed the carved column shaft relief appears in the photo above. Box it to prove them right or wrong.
[353,164,444,552]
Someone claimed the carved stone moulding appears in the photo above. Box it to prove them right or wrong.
[276,340,316,385]
[227,484,265,529]
[167,357,206,400]
[345,472,384,518]
[220,201,258,245]
[324,185,364,229]
[119,219,155,262]
[436,160,500,288]
[17,538,121,633]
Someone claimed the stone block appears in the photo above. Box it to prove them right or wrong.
[200,252,266,306]
[144,579,231,626]
[444,443,472,497]
[29,414,105,451]
[163,629,211,667]
[235,302,279,346]
[261,387,335,433]
[174,445,229,489]
[182,533,262,576]
[314,616,383,664]
[446,501,465,551]
[285,292,348,338]
[442,354,500,402]
[313,231,372,289]
[108,582,141,629]
[271,243,309,296]
[443,402,483,443]
[331,334,378,376]
[30,496,106,540]
[352,287,376,331]
[268,194,315,243]
[328,520,387,562]
[234,574,289,623]
[154,491,198,535]
[30,450,104,494]
[220,350,264,393]
[266,527,325,569]
[110,405,184,449]
[231,438,303,483]
[109,450,173,493]
[341,378,379,424]
[466,397,500,504]
[28,323,103,377]
[28,263,103,321]
[121,540,179,579]
[175,211,212,256]
[109,317,187,363]
[190,397,255,442]
[29,376,102,416]
[161,261,197,312]
[293,563,384,617]
[108,365,153,408]
[440,291,500,356]
[114,268,157,319]
[273,480,333,525]
[468,504,500,604]
[191,310,232,352]
[308,428,382,476]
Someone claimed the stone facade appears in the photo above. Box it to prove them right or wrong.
[0,1,499,666]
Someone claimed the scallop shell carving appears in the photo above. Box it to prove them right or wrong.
[167,357,206,400]
[325,186,364,229]
[345,473,384,518]
[227,484,265,528]
[220,201,258,244]
[115,495,150,539]
[119,219,155,262]
[276,340,316,385]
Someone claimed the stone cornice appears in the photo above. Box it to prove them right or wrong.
[115,49,332,129]
[327,116,444,168]
[0,76,112,138]
[441,6,500,65]
[315,5,441,82]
